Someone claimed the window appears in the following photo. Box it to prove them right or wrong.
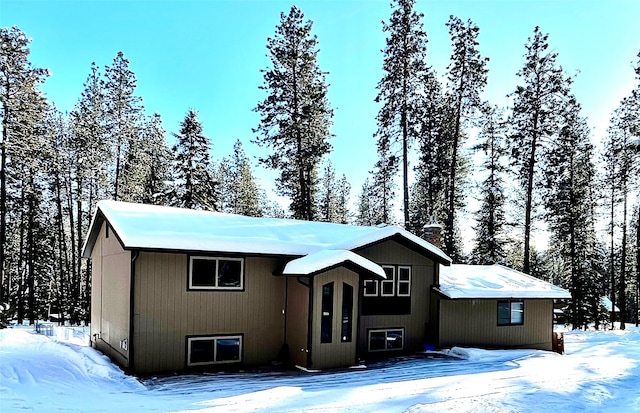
[341,283,353,342]
[368,328,404,352]
[498,301,524,326]
[397,266,411,297]
[381,266,395,296]
[321,282,334,343]
[363,279,378,296]
[362,265,411,298]
[189,257,243,290]
[187,335,242,366]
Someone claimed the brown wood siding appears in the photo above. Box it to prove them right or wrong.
[285,277,309,368]
[90,221,131,366]
[133,253,286,374]
[438,299,553,350]
[311,269,359,369]
[356,240,434,354]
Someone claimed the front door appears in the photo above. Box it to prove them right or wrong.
[311,268,359,369]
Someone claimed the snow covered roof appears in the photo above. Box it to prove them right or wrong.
[82,201,451,268]
[600,297,620,312]
[282,250,387,278]
[437,264,571,299]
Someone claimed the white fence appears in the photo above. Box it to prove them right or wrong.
[34,323,90,346]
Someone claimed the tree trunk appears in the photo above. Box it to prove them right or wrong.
[0,95,7,304]
[27,179,35,325]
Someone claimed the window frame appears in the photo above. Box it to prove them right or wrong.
[396,266,411,297]
[497,300,525,326]
[367,328,405,352]
[321,282,334,344]
[341,283,354,343]
[380,266,396,297]
[188,256,244,291]
[186,334,243,366]
[363,279,379,297]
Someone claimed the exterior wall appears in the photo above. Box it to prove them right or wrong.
[90,221,131,368]
[133,253,286,374]
[285,277,310,368]
[311,269,359,370]
[356,240,435,356]
[437,299,553,351]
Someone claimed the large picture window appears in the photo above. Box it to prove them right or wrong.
[187,335,242,366]
[498,300,524,326]
[368,328,404,352]
[189,257,243,290]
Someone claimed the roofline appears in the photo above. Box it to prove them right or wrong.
[281,260,387,279]
[432,287,572,300]
[353,233,451,265]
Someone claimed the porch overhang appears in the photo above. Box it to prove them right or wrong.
[281,249,386,279]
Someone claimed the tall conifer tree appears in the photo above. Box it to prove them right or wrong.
[444,16,488,256]
[508,27,570,274]
[375,0,429,227]
[254,6,333,221]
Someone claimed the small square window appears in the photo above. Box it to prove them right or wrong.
[363,279,378,296]
[381,266,395,296]
[498,300,524,326]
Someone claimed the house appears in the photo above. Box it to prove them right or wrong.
[82,201,570,375]
[431,264,571,351]
[82,200,451,374]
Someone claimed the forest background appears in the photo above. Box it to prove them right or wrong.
[1,0,639,332]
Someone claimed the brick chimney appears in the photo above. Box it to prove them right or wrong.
[422,223,443,249]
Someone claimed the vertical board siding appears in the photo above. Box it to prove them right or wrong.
[285,278,309,368]
[438,299,553,350]
[91,221,131,366]
[356,241,435,354]
[311,269,359,370]
[133,253,286,374]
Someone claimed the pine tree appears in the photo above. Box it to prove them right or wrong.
[375,0,429,227]
[410,71,450,235]
[470,104,509,265]
[254,6,333,221]
[170,110,217,210]
[317,161,339,223]
[508,27,571,274]
[104,51,143,201]
[220,139,262,217]
[355,178,378,226]
[545,96,601,328]
[141,113,172,205]
[444,16,488,256]
[371,137,397,225]
[336,174,351,224]
[0,26,49,306]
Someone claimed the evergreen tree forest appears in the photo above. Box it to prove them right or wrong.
[1,1,639,330]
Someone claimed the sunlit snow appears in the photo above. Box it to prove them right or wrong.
[1,325,638,412]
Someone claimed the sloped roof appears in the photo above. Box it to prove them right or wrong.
[282,250,387,278]
[438,264,571,299]
[82,201,451,268]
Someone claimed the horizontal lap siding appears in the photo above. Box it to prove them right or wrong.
[356,241,435,354]
[438,299,553,350]
[91,221,131,367]
[134,254,286,374]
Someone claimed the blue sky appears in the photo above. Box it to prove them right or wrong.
[2,0,639,215]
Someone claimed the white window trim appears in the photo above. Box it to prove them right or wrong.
[380,266,396,297]
[397,266,411,297]
[367,328,405,352]
[189,256,244,290]
[187,335,243,366]
[363,279,379,297]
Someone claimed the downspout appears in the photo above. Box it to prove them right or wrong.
[306,275,314,368]
[129,250,139,373]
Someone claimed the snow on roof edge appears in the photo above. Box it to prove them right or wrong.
[282,250,386,278]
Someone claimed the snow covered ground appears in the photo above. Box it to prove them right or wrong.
[1,326,639,412]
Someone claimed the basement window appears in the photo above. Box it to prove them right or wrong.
[187,335,242,366]
[189,257,243,290]
[498,300,524,326]
[368,328,404,352]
